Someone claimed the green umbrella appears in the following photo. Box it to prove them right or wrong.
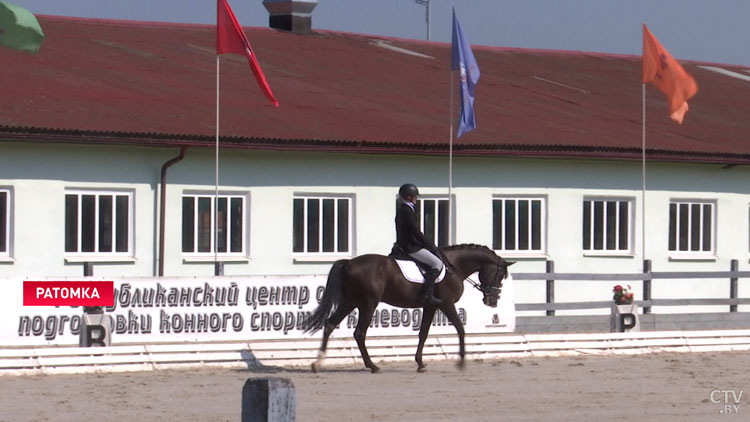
[0,1,44,53]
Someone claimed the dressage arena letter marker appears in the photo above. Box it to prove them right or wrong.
[23,281,114,307]
[620,313,636,331]
[79,314,113,347]
[242,378,295,422]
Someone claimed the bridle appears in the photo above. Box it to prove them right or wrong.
[466,262,504,297]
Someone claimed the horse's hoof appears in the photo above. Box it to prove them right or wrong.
[311,363,319,373]
[417,366,427,373]
[370,366,380,374]
[456,360,466,370]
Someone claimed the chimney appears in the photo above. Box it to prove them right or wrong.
[262,0,318,34]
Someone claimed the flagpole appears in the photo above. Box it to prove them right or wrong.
[641,83,646,262]
[448,69,455,244]
[215,55,220,274]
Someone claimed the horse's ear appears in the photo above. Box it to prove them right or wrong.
[504,260,516,267]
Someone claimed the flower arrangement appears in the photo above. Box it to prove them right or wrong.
[612,284,634,305]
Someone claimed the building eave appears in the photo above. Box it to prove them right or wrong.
[2,125,750,166]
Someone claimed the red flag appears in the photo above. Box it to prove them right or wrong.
[217,0,279,107]
[642,24,697,124]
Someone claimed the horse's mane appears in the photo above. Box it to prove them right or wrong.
[442,244,495,254]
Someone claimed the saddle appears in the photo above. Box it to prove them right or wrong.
[388,244,447,284]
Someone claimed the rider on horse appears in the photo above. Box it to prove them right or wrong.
[395,183,444,305]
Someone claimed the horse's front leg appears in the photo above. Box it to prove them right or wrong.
[440,303,466,369]
[415,306,437,373]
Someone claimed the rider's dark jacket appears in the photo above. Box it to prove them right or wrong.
[395,200,435,254]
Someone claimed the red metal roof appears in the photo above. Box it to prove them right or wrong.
[1,16,749,163]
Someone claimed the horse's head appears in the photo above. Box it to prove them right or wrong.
[477,256,514,308]
[443,244,516,307]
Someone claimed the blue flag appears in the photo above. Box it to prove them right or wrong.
[451,8,480,138]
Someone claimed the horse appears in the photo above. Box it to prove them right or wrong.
[303,244,514,373]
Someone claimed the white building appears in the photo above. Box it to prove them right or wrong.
[1,14,749,331]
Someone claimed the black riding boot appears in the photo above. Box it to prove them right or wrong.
[419,268,443,306]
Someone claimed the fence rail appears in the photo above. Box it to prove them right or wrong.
[4,330,750,376]
[514,271,750,281]
[513,259,747,314]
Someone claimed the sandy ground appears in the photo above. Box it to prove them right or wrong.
[1,352,748,421]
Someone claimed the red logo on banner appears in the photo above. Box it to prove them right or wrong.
[23,281,114,306]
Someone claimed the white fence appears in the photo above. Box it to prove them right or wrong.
[515,259,750,315]
[3,329,750,376]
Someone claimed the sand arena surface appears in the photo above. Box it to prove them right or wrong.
[1,351,748,421]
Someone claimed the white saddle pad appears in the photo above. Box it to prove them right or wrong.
[394,260,446,284]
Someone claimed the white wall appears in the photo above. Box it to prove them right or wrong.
[1,141,749,313]
[0,142,166,277]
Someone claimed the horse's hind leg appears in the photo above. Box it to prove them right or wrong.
[311,300,354,373]
[354,303,379,373]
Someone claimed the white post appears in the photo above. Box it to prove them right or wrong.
[448,70,454,244]
[426,0,431,41]
[641,84,646,262]
[215,56,220,270]
[242,378,296,421]
[414,0,431,41]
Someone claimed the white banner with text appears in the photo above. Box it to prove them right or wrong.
[1,274,515,346]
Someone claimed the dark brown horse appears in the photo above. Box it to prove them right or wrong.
[304,244,513,373]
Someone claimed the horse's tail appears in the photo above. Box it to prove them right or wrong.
[303,259,348,334]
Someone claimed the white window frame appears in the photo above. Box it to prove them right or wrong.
[0,188,11,259]
[64,189,134,259]
[415,196,452,248]
[582,196,635,256]
[668,199,716,258]
[292,194,353,260]
[492,196,546,256]
[181,192,248,259]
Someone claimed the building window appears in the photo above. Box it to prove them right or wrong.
[293,196,351,255]
[583,198,633,253]
[492,197,545,253]
[0,189,9,255]
[668,200,714,254]
[65,191,133,255]
[415,198,450,248]
[182,194,246,255]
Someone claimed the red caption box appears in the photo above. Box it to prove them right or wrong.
[23,281,115,307]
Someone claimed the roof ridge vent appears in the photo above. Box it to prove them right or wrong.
[263,0,317,34]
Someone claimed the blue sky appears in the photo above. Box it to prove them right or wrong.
[13,0,750,66]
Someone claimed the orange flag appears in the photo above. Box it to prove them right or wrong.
[642,24,698,124]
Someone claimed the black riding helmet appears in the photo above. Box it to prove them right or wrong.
[398,183,420,200]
